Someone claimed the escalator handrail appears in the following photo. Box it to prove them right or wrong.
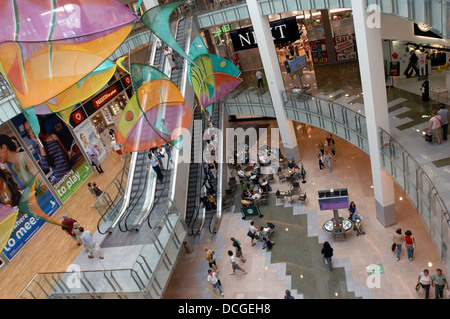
[120,150,151,232]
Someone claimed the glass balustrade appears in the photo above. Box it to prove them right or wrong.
[18,199,186,299]
[224,88,450,275]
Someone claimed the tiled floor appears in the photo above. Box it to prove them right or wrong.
[164,61,448,300]
[164,119,444,299]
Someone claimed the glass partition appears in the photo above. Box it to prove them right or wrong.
[224,88,449,276]
[18,199,186,299]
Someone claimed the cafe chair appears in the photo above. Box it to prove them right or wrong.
[276,190,286,199]
[277,172,286,181]
[284,190,295,203]
[297,192,307,203]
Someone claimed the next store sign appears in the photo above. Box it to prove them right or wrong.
[230,17,300,51]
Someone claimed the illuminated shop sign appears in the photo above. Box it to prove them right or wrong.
[230,17,300,51]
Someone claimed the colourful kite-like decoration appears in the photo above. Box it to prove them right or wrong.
[140,1,198,68]
[32,59,118,123]
[187,36,242,116]
[0,0,138,109]
[116,63,190,153]
[0,205,19,252]
[18,175,65,227]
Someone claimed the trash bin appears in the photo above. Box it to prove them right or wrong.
[183,241,193,254]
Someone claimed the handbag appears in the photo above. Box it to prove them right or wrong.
[391,243,396,252]
[247,230,255,239]
[415,283,421,293]
[425,133,432,142]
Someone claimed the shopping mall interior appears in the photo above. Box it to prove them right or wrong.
[0,0,448,302]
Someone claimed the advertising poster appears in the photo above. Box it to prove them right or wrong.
[310,39,328,64]
[0,123,60,260]
[333,34,357,62]
[11,113,92,203]
[72,119,108,165]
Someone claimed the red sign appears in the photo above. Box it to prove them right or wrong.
[123,75,132,87]
[71,110,85,125]
[92,85,119,109]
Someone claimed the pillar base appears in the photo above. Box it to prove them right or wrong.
[375,200,396,227]
[283,144,301,163]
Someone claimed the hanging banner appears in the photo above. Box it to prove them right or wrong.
[11,113,92,203]
[0,123,60,260]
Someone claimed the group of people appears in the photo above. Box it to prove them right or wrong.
[393,228,416,261]
[317,132,336,172]
[416,268,449,299]
[247,220,274,250]
[348,201,365,236]
[427,104,449,145]
[201,160,218,210]
[61,214,104,259]
[204,236,249,297]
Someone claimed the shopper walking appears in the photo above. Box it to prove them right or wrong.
[317,153,324,171]
[417,269,432,299]
[438,104,449,140]
[431,268,449,299]
[329,139,336,160]
[393,228,405,261]
[427,109,444,145]
[248,220,258,246]
[318,141,325,155]
[284,289,294,299]
[404,230,415,261]
[231,237,246,262]
[110,137,124,161]
[91,154,104,174]
[228,250,247,275]
[87,182,96,199]
[207,269,224,297]
[323,150,332,172]
[256,70,264,89]
[321,241,333,271]
[72,222,83,246]
[79,227,104,259]
[204,247,218,272]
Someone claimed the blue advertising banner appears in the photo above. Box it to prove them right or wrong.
[0,123,61,260]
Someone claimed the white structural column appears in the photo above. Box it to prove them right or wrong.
[352,0,396,226]
[246,0,301,162]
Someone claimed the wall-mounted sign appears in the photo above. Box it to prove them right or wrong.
[230,17,300,51]
[92,85,119,110]
[214,24,232,37]
[334,35,357,62]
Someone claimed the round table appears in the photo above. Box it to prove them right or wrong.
[285,168,294,175]
[245,170,254,177]
[252,194,262,201]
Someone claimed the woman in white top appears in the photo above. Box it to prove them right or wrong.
[427,109,444,144]
[164,46,177,71]
[417,269,432,299]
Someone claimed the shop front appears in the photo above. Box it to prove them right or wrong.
[201,8,358,71]
[70,75,133,157]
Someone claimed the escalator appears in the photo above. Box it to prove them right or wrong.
[185,106,204,234]
[108,17,191,233]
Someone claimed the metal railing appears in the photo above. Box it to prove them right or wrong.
[18,199,187,299]
[223,88,450,275]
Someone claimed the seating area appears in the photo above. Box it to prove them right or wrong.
[227,145,308,210]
